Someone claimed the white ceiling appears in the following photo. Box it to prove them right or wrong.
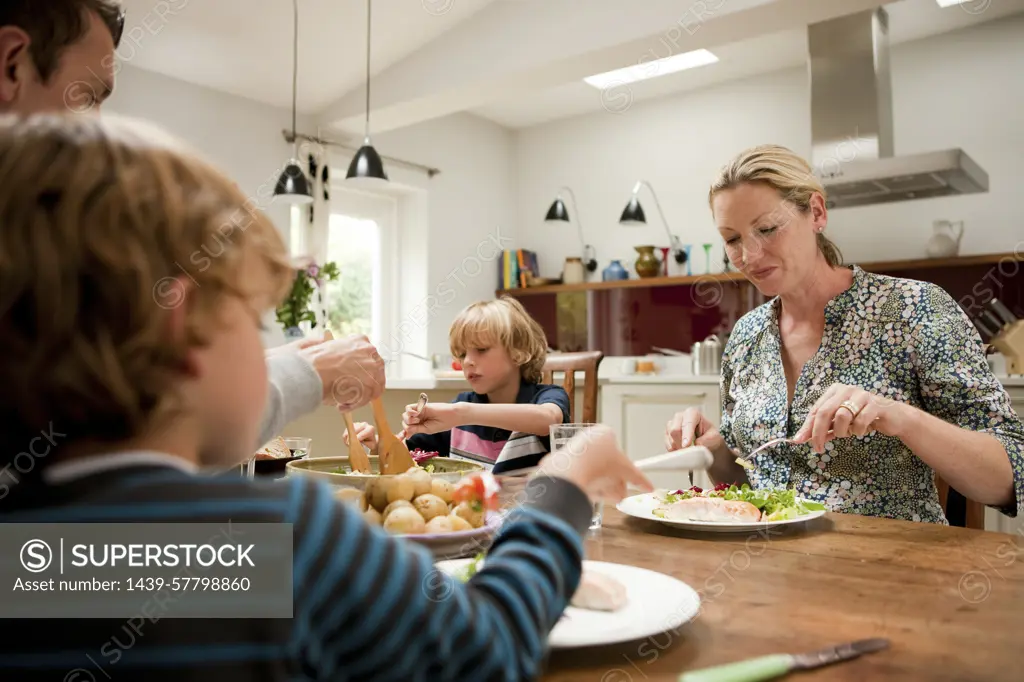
[471,0,1024,128]
[118,0,498,113]
[117,0,1024,131]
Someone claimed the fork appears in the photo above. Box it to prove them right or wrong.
[738,429,835,464]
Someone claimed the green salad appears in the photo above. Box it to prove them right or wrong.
[453,552,485,582]
[657,483,826,522]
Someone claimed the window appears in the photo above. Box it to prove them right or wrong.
[314,188,397,351]
[324,214,380,340]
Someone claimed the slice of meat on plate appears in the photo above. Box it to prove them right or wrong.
[656,496,762,522]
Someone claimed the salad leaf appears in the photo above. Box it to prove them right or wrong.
[454,552,485,582]
[659,484,826,520]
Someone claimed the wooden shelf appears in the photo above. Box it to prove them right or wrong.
[497,252,1023,297]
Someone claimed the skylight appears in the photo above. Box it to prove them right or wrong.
[583,49,719,89]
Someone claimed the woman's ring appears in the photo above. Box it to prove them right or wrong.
[837,400,862,418]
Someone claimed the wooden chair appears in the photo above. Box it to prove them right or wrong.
[936,475,986,530]
[541,350,603,424]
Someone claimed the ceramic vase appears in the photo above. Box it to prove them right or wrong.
[602,260,629,281]
[634,245,661,278]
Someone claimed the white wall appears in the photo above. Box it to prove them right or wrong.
[516,15,1024,279]
[368,112,519,361]
[106,63,315,345]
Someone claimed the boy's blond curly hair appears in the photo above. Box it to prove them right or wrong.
[0,114,293,469]
[449,296,549,384]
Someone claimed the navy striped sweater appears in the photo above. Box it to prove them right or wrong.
[0,463,592,681]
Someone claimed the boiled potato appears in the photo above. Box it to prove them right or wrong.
[334,487,367,512]
[365,479,389,512]
[383,499,413,520]
[405,466,433,497]
[364,507,383,526]
[424,516,454,534]
[453,501,484,528]
[384,506,426,534]
[448,514,473,532]
[430,478,455,503]
[412,494,448,522]
[385,474,416,505]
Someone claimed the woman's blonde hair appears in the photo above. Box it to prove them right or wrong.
[708,144,843,267]
[0,113,293,467]
[449,296,549,384]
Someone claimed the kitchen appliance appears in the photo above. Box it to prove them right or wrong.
[691,334,723,376]
[808,9,988,208]
[926,220,964,258]
[986,299,1024,375]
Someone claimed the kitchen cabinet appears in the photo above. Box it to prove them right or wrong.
[987,386,1024,536]
[601,380,721,492]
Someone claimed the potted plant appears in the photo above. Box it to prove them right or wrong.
[275,260,340,339]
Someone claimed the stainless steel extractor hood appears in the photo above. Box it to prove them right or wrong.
[808,8,988,209]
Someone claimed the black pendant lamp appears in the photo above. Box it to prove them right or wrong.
[545,187,597,272]
[347,0,388,181]
[274,0,313,205]
[619,180,686,264]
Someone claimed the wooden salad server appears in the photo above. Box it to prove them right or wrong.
[371,398,416,474]
[342,412,372,474]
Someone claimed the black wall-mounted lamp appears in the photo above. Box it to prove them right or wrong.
[545,187,597,273]
[620,180,686,264]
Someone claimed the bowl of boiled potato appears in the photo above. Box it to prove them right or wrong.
[318,462,500,559]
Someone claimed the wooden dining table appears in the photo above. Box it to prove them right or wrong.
[540,507,1023,682]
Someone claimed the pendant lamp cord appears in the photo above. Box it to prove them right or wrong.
[291,0,299,156]
[364,0,371,141]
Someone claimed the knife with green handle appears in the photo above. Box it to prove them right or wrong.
[678,638,889,682]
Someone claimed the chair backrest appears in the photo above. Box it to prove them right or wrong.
[541,350,603,424]
[935,475,986,530]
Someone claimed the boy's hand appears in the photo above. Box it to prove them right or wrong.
[402,402,463,435]
[537,425,653,503]
[341,420,378,448]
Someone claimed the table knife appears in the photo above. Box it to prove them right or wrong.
[678,638,889,682]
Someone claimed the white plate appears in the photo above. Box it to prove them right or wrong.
[435,559,701,649]
[616,492,827,533]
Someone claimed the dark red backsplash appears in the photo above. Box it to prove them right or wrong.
[508,259,1024,355]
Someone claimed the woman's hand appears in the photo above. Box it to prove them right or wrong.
[794,383,908,453]
[341,420,378,448]
[665,408,723,452]
[403,402,463,436]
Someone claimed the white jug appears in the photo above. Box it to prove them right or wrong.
[926,220,964,258]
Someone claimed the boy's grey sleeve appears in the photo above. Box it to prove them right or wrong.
[256,353,323,446]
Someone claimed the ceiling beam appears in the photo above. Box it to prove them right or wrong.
[316,0,891,134]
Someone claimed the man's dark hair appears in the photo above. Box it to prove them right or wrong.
[0,0,124,82]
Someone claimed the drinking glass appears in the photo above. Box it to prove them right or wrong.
[282,437,312,459]
[549,423,603,531]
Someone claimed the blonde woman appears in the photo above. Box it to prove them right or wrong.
[349,296,571,473]
[665,144,1023,524]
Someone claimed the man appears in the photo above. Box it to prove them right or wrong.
[0,0,385,443]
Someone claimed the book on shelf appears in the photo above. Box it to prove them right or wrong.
[499,249,539,290]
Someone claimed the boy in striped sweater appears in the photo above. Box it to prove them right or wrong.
[0,113,651,682]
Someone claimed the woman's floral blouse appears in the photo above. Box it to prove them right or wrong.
[719,265,1024,524]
